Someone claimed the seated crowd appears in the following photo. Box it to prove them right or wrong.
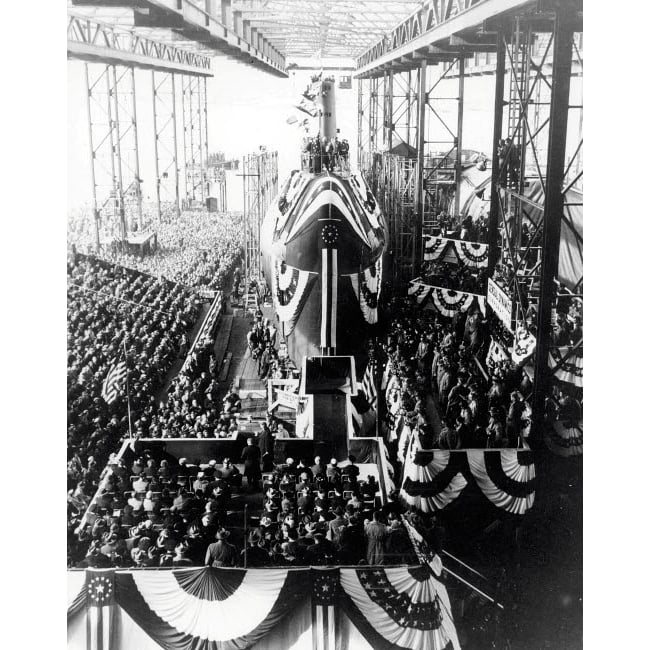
[71,445,446,569]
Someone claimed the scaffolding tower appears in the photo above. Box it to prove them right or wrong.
[242,150,279,283]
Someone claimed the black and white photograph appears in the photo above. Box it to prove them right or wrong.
[55,0,590,647]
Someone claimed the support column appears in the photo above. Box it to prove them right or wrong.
[454,57,465,216]
[171,73,181,218]
[487,32,506,274]
[532,6,574,437]
[385,70,393,151]
[129,67,143,230]
[413,60,427,275]
[84,63,101,253]
[107,66,125,242]
[357,77,364,168]
[152,71,182,221]
[202,76,209,203]
[152,71,163,222]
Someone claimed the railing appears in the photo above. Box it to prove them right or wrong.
[180,291,223,372]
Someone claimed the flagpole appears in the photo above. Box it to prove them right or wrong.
[123,338,133,440]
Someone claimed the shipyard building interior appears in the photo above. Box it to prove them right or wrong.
[60,1,593,648]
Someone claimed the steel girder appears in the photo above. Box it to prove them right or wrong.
[152,70,181,221]
[355,0,535,74]
[68,12,213,76]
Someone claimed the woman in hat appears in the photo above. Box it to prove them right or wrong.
[205,529,237,568]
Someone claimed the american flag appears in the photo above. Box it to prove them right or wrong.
[86,569,115,650]
[311,568,339,650]
[101,360,127,405]
[361,360,377,409]
[401,515,443,577]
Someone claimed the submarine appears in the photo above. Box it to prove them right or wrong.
[259,76,388,456]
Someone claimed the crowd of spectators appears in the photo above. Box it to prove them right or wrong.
[67,256,199,467]
[380,296,532,451]
[421,260,489,294]
[70,444,447,569]
[432,213,489,244]
[68,205,244,293]
[67,255,202,561]
[102,210,243,292]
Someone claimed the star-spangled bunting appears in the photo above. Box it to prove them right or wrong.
[311,568,339,606]
[85,569,116,650]
[355,569,443,630]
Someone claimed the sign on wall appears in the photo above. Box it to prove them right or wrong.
[487,278,514,332]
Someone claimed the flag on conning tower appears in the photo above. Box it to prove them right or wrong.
[361,360,377,409]
[101,359,127,405]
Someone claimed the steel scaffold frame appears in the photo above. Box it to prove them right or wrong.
[421,56,466,233]
[85,62,141,250]
[242,150,279,283]
[111,65,144,232]
[483,10,582,438]
[152,70,181,221]
[181,75,209,205]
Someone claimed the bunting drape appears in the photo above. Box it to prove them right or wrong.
[401,449,468,512]
[549,347,583,387]
[68,570,87,619]
[408,280,486,317]
[115,567,310,650]
[271,259,317,337]
[423,236,446,261]
[453,241,489,268]
[422,235,489,268]
[466,450,536,515]
[400,449,537,515]
[346,257,383,325]
[339,566,460,650]
[68,566,461,650]
[545,420,583,457]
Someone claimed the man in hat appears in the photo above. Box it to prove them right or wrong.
[205,529,238,567]
[220,458,242,488]
[257,423,275,471]
[327,506,347,547]
[241,437,262,491]
[242,533,271,567]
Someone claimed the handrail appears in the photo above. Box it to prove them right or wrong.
[180,291,223,373]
